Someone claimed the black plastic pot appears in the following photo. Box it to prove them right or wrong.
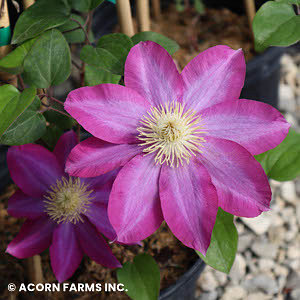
[159,259,205,300]
[241,47,284,108]
[202,0,268,14]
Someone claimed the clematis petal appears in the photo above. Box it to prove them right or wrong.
[65,84,150,144]
[8,189,46,219]
[7,145,64,197]
[108,154,163,244]
[124,41,183,106]
[84,174,118,241]
[199,137,271,217]
[201,99,290,155]
[53,130,78,169]
[87,201,116,241]
[182,45,245,112]
[83,168,120,192]
[6,217,55,259]
[75,218,121,268]
[50,222,83,283]
[160,158,218,254]
[66,138,141,177]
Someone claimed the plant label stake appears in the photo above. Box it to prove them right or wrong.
[23,0,35,9]
[243,0,256,39]
[137,0,151,31]
[152,0,161,20]
[0,0,17,86]
[116,0,135,37]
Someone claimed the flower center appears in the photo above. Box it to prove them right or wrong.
[137,102,206,167]
[44,177,94,224]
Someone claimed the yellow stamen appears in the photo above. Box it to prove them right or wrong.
[44,177,94,224]
[137,102,206,167]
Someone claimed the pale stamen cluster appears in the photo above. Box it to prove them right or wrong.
[44,177,94,224]
[137,101,206,167]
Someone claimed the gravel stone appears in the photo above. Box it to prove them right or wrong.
[198,270,218,292]
[281,181,297,204]
[229,254,246,283]
[291,288,300,300]
[237,233,253,252]
[247,292,272,300]
[221,286,246,300]
[258,259,274,271]
[287,245,300,259]
[198,291,218,300]
[279,83,296,111]
[251,242,278,259]
[243,274,278,295]
[241,214,271,235]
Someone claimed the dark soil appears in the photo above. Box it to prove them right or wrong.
[0,185,198,299]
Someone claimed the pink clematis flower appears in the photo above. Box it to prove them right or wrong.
[6,131,121,282]
[65,42,290,254]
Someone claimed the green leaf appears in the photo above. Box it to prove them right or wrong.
[197,208,238,274]
[12,0,70,44]
[58,14,86,43]
[41,125,63,150]
[117,254,160,300]
[80,33,134,75]
[255,128,300,181]
[253,1,300,52]
[0,97,46,145]
[0,38,37,74]
[97,33,134,68]
[131,32,180,55]
[85,65,121,86]
[275,0,300,5]
[23,29,71,88]
[195,0,205,15]
[69,0,104,12]
[0,85,36,137]
[44,101,75,130]
[80,46,120,74]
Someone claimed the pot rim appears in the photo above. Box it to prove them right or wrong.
[159,258,205,299]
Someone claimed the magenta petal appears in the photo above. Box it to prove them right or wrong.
[125,41,183,106]
[6,217,55,258]
[108,154,163,244]
[75,218,121,268]
[7,145,63,197]
[50,223,83,283]
[182,45,245,111]
[87,201,116,241]
[199,137,271,217]
[159,158,218,254]
[201,99,290,155]
[66,138,141,177]
[65,84,150,144]
[83,168,119,191]
[53,130,78,168]
[8,189,46,219]
[85,174,117,241]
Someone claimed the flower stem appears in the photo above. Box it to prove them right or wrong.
[17,74,25,90]
[62,26,81,34]
[72,59,81,70]
[38,94,64,106]
[47,106,73,118]
[70,17,91,45]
